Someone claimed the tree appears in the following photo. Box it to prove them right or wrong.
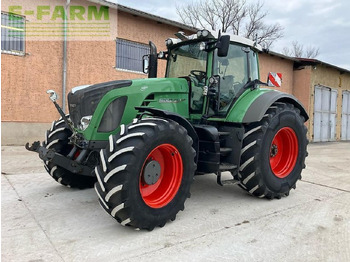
[282,41,320,58]
[176,0,283,48]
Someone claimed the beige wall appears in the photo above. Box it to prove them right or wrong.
[308,65,350,141]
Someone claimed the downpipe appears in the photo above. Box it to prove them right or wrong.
[62,0,70,113]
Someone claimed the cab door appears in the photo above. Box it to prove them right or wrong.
[211,44,259,116]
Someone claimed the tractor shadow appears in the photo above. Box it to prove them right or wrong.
[189,172,258,204]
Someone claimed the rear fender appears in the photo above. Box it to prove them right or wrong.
[242,90,309,123]
[224,89,308,123]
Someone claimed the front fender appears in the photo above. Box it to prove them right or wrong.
[136,107,199,163]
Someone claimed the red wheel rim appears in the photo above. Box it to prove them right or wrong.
[269,127,298,178]
[139,144,183,208]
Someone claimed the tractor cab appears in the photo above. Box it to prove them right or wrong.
[144,30,262,118]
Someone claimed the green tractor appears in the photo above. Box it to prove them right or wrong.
[26,30,308,230]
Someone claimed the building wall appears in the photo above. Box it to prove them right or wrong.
[258,53,294,95]
[259,53,314,139]
[293,67,312,115]
[293,67,312,139]
[2,1,350,145]
[1,0,193,145]
[308,65,350,141]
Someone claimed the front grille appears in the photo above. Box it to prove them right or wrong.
[68,80,132,128]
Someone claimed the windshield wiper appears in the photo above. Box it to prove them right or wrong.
[242,79,268,90]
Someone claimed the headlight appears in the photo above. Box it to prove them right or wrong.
[202,30,209,37]
[197,29,209,38]
[79,115,92,131]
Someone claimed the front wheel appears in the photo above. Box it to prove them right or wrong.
[238,102,308,199]
[44,117,96,189]
[94,118,196,230]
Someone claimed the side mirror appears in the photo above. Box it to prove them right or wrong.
[267,72,282,87]
[148,41,158,78]
[217,35,230,57]
[142,55,149,74]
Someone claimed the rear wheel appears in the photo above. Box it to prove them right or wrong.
[94,118,196,230]
[238,102,308,199]
[44,117,96,189]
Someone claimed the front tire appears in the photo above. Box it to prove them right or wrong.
[238,102,308,199]
[95,118,196,230]
[44,117,96,189]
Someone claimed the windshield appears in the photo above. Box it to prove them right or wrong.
[166,41,208,78]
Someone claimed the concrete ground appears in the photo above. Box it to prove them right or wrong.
[1,142,350,262]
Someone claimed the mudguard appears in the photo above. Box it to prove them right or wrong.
[135,107,199,163]
[223,89,308,123]
[242,90,309,123]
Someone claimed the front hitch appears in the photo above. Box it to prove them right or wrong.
[24,90,94,177]
[25,141,55,161]
[25,141,41,152]
[25,140,94,177]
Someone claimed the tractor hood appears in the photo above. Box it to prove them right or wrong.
[68,77,189,138]
[68,80,133,127]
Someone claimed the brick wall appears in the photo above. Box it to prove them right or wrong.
[1,0,192,123]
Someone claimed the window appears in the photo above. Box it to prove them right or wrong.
[116,38,149,73]
[166,41,207,79]
[1,12,25,54]
[213,44,250,114]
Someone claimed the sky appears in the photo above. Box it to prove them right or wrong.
[114,0,350,70]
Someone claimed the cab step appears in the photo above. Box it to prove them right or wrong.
[220,147,232,156]
[216,171,240,186]
[219,163,237,171]
[218,131,231,136]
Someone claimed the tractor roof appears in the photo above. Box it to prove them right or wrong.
[169,30,263,52]
[222,33,263,52]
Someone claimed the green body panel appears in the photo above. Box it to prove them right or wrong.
[80,78,189,141]
[208,88,272,123]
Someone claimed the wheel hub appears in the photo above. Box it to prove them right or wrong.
[143,160,161,185]
[270,144,278,157]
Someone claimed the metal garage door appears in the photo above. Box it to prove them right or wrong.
[341,91,350,140]
[313,85,337,142]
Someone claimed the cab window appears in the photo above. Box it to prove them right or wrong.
[213,44,249,113]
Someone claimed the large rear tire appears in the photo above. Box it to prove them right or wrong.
[238,102,308,199]
[94,118,196,230]
[44,117,96,189]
